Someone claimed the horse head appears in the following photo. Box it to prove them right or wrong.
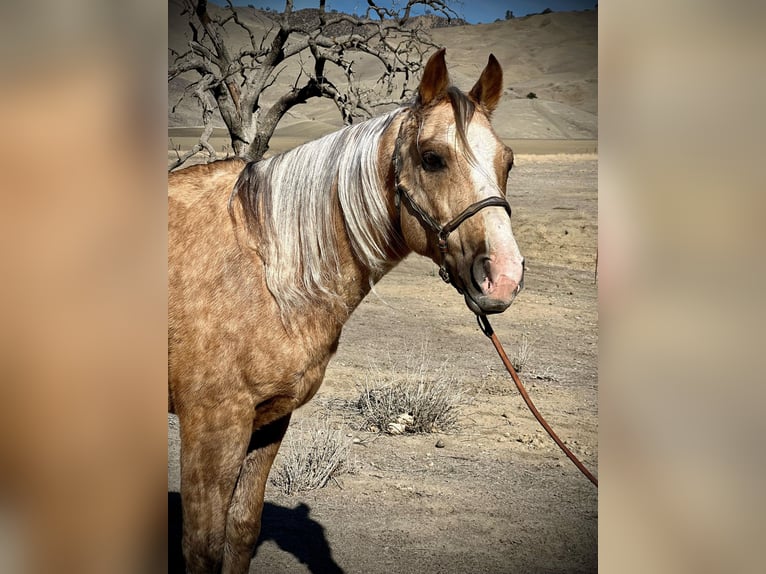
[393,49,525,315]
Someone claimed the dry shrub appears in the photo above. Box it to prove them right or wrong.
[356,346,462,434]
[511,333,536,372]
[270,417,352,495]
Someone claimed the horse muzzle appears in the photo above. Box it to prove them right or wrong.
[463,255,525,315]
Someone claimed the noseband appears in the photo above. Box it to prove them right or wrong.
[392,114,513,289]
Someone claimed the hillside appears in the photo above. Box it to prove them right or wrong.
[168,3,596,145]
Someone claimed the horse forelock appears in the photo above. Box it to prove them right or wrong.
[409,86,477,161]
[231,110,402,314]
[445,86,477,157]
[422,86,505,196]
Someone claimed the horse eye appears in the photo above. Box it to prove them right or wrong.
[421,151,445,172]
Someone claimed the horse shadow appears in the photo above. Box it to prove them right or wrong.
[168,492,344,573]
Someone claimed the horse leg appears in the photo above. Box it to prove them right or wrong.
[179,406,252,574]
[222,414,292,574]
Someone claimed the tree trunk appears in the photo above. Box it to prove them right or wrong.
[244,80,321,162]
[247,133,270,163]
[246,109,281,162]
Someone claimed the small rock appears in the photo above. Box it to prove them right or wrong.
[396,413,415,429]
[352,437,361,444]
[396,413,414,426]
[497,437,506,443]
[387,422,406,435]
[435,439,446,448]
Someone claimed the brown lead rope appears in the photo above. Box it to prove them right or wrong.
[477,314,598,488]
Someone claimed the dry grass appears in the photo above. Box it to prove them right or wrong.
[356,345,462,434]
[270,417,352,495]
[511,333,536,373]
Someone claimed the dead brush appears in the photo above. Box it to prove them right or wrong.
[356,346,462,434]
[270,417,352,495]
[511,333,536,372]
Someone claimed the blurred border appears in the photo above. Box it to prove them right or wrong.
[1,0,764,572]
[600,1,765,572]
[0,1,167,572]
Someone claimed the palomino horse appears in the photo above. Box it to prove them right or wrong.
[168,49,525,573]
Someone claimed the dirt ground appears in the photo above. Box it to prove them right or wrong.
[168,154,598,573]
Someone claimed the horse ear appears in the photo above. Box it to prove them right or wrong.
[418,48,450,106]
[469,54,503,115]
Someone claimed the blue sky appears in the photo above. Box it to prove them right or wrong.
[224,1,596,24]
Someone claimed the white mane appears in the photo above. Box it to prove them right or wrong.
[233,110,403,312]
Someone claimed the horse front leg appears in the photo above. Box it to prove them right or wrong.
[222,414,292,574]
[179,404,253,574]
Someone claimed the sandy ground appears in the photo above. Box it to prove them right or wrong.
[168,154,598,573]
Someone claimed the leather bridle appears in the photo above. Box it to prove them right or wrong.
[391,114,513,289]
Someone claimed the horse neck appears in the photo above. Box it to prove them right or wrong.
[326,112,410,315]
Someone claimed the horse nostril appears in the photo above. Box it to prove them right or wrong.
[471,255,491,292]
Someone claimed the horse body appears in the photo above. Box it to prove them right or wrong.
[169,50,524,573]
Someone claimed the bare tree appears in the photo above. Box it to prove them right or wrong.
[169,0,459,170]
